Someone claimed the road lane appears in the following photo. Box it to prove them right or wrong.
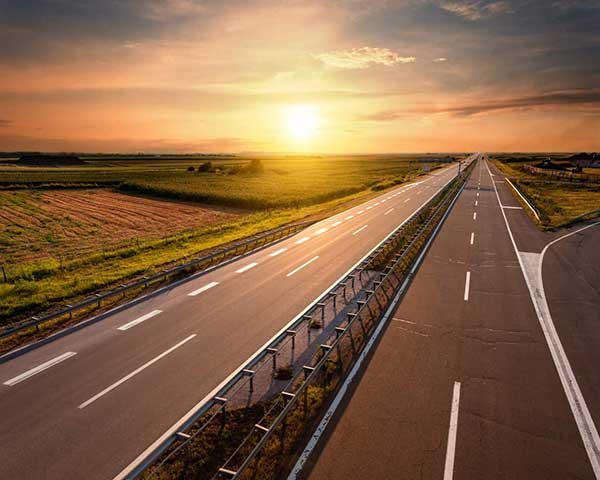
[303,157,594,480]
[0,159,473,479]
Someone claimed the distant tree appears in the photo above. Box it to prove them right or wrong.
[248,158,264,173]
[187,166,195,172]
[198,161,213,172]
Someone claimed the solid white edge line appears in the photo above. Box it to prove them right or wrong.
[286,159,473,480]
[352,225,368,236]
[79,335,196,410]
[268,248,288,257]
[505,176,541,221]
[485,160,600,477]
[443,381,462,480]
[3,351,77,386]
[463,271,471,301]
[286,256,320,277]
[470,232,474,245]
[118,310,163,331]
[113,161,465,480]
[235,262,258,273]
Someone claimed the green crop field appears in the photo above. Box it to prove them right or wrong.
[0,154,459,327]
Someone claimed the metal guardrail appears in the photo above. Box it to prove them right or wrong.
[133,160,475,480]
[1,220,315,341]
[213,165,472,480]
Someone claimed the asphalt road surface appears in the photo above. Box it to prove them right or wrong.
[0,157,474,479]
[302,158,600,479]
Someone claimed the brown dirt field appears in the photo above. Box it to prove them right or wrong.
[0,189,243,264]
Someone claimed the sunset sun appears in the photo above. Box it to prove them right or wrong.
[286,105,318,141]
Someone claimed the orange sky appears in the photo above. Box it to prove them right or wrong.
[1,1,599,153]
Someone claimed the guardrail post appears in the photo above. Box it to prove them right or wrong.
[267,347,278,370]
[66,305,73,319]
[286,329,297,350]
[243,369,255,393]
[95,293,102,308]
[328,291,337,310]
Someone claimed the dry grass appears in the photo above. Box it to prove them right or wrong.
[0,189,241,264]
[492,159,600,228]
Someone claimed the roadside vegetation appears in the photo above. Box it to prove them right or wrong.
[491,155,600,228]
[0,155,457,327]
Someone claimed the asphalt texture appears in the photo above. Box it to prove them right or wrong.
[303,157,600,480]
[0,159,470,480]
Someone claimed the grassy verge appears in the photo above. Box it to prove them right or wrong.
[0,166,432,327]
[493,160,600,228]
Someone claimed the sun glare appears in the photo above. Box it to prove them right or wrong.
[286,105,318,141]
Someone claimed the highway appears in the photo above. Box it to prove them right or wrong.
[0,157,474,479]
[301,157,600,479]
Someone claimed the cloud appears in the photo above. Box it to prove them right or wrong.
[438,1,512,20]
[314,47,416,69]
[362,89,600,120]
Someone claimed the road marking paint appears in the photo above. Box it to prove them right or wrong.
[404,198,411,203]
[463,271,471,301]
[485,160,600,476]
[477,186,480,190]
[118,309,163,330]
[352,225,368,236]
[470,232,475,245]
[366,206,373,210]
[3,352,77,386]
[384,208,394,216]
[78,335,196,409]
[374,202,380,206]
[443,381,462,480]
[345,215,354,220]
[476,192,479,197]
[502,205,523,210]
[331,221,342,227]
[235,262,258,273]
[357,210,364,215]
[381,199,387,203]
[473,212,477,220]
[475,200,478,206]
[286,256,319,277]
[294,237,310,245]
[114,161,466,480]
[269,248,288,257]
[315,228,328,235]
[285,162,471,480]
[505,177,540,221]
[188,282,220,297]
[416,190,422,194]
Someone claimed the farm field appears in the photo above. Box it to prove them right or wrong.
[0,189,241,264]
[492,156,600,227]
[0,155,457,325]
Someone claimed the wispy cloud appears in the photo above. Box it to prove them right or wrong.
[314,47,416,69]
[438,1,512,20]
[362,89,600,120]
